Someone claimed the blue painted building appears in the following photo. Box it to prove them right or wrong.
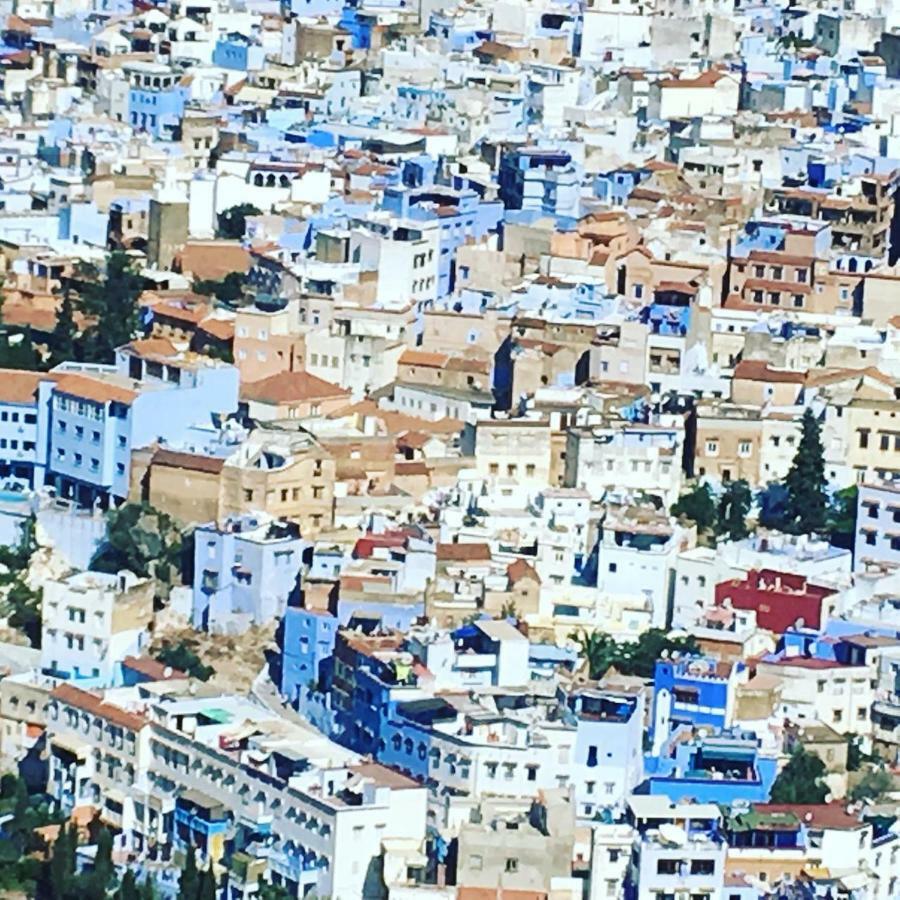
[280,604,338,702]
[651,656,745,754]
[643,731,778,805]
[0,371,46,487]
[193,514,307,632]
[330,624,418,755]
[380,185,503,296]
[498,147,581,218]
[212,33,266,72]
[125,63,186,139]
[43,342,238,508]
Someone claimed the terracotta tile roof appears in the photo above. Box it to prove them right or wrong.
[151,300,208,326]
[121,655,187,680]
[54,374,138,406]
[445,356,491,375]
[743,278,812,295]
[753,803,862,830]
[198,318,235,341]
[177,241,252,280]
[437,542,492,563]
[128,338,178,358]
[399,349,449,369]
[241,371,350,405]
[395,461,429,476]
[658,69,731,89]
[746,250,815,267]
[152,448,226,474]
[656,280,698,295]
[51,683,146,732]
[507,557,541,584]
[733,360,807,383]
[0,369,49,403]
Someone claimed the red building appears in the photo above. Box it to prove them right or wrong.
[714,569,838,634]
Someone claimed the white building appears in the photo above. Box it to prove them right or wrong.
[40,570,154,686]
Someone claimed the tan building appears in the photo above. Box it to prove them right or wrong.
[730,360,806,407]
[241,371,350,421]
[396,349,492,393]
[474,418,555,487]
[233,302,307,383]
[134,429,336,534]
[693,402,764,484]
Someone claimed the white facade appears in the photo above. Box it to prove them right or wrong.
[40,570,153,685]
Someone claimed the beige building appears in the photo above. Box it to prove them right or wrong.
[474,418,555,487]
[456,794,576,895]
[133,429,336,534]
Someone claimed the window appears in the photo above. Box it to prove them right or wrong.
[504,859,518,874]
[469,855,482,871]
[608,563,617,573]
[586,746,598,767]
[738,440,751,457]
[691,860,715,875]
[705,440,719,456]
[833,709,843,724]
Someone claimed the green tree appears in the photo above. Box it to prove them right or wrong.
[193,272,245,305]
[716,479,752,542]
[770,746,828,803]
[828,485,858,550]
[257,883,293,900]
[117,871,141,900]
[49,289,78,366]
[850,766,894,803]
[783,409,828,535]
[92,502,183,585]
[0,516,42,647]
[671,483,717,533]
[847,734,865,772]
[39,821,78,900]
[570,628,699,680]
[86,826,114,899]
[197,865,217,900]
[216,204,260,240]
[156,639,214,681]
[178,848,199,900]
[77,252,144,363]
[0,326,42,370]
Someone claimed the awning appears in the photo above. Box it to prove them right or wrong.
[51,734,89,760]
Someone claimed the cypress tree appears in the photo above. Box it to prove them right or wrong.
[197,864,216,900]
[716,479,752,542]
[783,408,828,534]
[117,871,140,900]
[178,848,199,900]
[49,290,77,365]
